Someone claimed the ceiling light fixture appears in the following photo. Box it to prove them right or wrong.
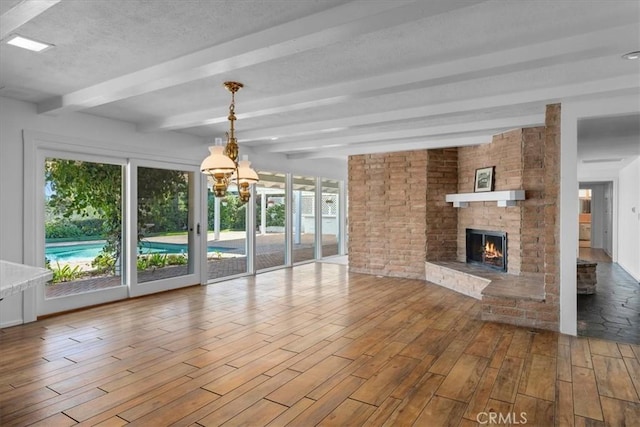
[5,34,53,52]
[622,51,640,60]
[201,81,259,204]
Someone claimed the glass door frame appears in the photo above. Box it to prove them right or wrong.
[127,159,201,298]
[24,137,129,318]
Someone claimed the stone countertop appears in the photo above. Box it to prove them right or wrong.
[0,260,52,299]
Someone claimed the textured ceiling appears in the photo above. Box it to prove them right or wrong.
[1,0,638,163]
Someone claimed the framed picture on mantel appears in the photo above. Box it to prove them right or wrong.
[474,166,494,192]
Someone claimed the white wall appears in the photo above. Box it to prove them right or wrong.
[618,157,640,281]
[603,181,613,256]
[0,96,346,327]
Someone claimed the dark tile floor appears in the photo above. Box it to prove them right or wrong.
[577,249,640,344]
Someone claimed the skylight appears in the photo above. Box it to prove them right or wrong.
[5,35,53,52]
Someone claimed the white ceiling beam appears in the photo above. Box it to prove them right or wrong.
[237,74,640,142]
[140,24,637,133]
[38,0,484,115]
[287,135,491,159]
[0,0,60,39]
[260,115,544,153]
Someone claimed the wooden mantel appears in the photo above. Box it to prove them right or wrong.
[445,190,525,207]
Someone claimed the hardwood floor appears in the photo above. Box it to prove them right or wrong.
[1,263,639,426]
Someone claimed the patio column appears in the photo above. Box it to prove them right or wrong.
[260,192,266,235]
[314,176,323,259]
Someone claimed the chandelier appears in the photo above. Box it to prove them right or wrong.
[201,81,259,203]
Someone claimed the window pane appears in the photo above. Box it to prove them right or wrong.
[321,178,340,257]
[256,172,286,270]
[292,175,316,263]
[137,167,192,284]
[44,158,124,298]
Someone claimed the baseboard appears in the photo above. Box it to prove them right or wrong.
[0,319,24,329]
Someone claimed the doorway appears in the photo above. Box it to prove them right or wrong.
[578,182,613,258]
[576,181,640,344]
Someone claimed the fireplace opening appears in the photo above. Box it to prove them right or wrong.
[466,229,507,272]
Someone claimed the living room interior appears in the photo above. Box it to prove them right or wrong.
[1,1,639,425]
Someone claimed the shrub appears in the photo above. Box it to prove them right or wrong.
[137,256,150,271]
[45,218,105,239]
[49,262,83,283]
[92,251,116,274]
[266,203,285,227]
[148,253,168,268]
[76,218,105,236]
[167,254,187,265]
[45,220,82,239]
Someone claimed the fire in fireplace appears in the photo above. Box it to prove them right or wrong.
[466,229,507,272]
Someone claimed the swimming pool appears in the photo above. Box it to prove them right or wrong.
[45,241,232,262]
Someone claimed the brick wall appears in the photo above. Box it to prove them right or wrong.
[425,149,458,261]
[457,129,524,274]
[542,103,561,323]
[348,151,429,279]
[521,127,546,275]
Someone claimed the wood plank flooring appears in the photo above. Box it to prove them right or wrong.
[1,263,639,426]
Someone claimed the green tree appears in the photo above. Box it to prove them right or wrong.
[46,159,122,259]
[266,203,285,227]
[220,195,246,230]
[137,167,189,234]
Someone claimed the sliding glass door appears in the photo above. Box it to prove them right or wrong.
[36,150,201,314]
[129,161,200,297]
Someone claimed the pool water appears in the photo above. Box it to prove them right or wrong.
[45,241,230,262]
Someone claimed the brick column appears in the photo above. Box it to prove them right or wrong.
[425,148,458,261]
[542,103,561,324]
[520,126,546,276]
[348,150,428,279]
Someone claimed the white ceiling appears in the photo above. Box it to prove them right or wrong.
[1,0,639,162]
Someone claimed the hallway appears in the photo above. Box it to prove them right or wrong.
[578,248,640,344]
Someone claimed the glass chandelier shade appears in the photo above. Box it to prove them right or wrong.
[200,81,259,201]
[231,158,259,203]
[200,146,236,197]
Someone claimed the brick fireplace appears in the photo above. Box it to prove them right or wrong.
[349,104,561,331]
